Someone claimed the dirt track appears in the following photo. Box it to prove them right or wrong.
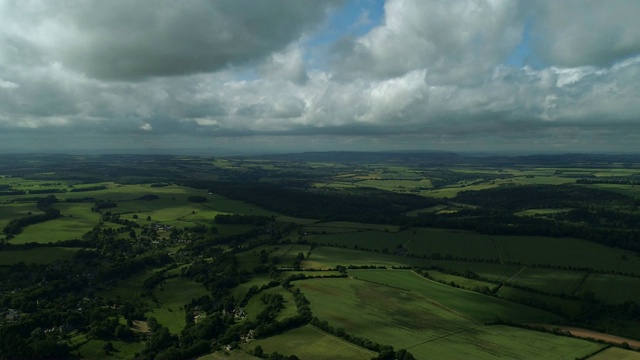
[529,324,640,349]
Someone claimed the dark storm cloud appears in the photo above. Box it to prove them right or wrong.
[2,0,343,80]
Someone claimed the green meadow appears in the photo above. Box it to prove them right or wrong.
[247,325,376,360]
[149,277,209,334]
[297,273,597,359]
[348,270,560,323]
[0,246,79,265]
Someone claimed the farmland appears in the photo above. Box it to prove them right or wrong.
[2,152,640,359]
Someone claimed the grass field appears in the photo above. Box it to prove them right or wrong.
[298,277,475,351]
[10,202,100,244]
[304,221,401,233]
[230,274,275,301]
[98,269,158,300]
[406,324,604,360]
[506,268,587,295]
[243,286,298,322]
[0,246,79,265]
[496,286,583,317]
[493,236,640,274]
[70,332,144,360]
[577,273,640,304]
[585,184,640,199]
[297,274,597,359]
[197,350,261,360]
[149,276,210,334]
[0,203,42,230]
[427,261,521,283]
[97,271,209,334]
[514,208,573,216]
[427,270,497,290]
[306,227,500,261]
[246,325,376,360]
[349,270,560,323]
[588,347,640,360]
[301,246,430,269]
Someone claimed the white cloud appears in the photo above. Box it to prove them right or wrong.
[259,45,309,84]
[532,0,640,67]
[0,79,18,89]
[0,0,639,153]
[334,0,523,84]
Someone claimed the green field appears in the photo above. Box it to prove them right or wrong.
[0,203,42,230]
[71,332,144,360]
[299,277,475,351]
[247,325,376,360]
[301,246,430,269]
[243,286,298,322]
[230,274,275,301]
[10,202,100,244]
[149,276,209,334]
[588,347,640,360]
[406,324,604,360]
[198,350,261,360]
[496,286,583,317]
[578,273,640,304]
[297,274,598,359]
[0,246,79,265]
[493,236,640,274]
[506,268,587,295]
[349,270,560,323]
[427,269,497,290]
[98,269,158,300]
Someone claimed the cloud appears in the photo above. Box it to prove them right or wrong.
[531,0,640,67]
[333,0,524,84]
[1,0,640,153]
[259,45,309,84]
[1,0,343,80]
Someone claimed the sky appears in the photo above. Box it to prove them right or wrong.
[1,0,640,155]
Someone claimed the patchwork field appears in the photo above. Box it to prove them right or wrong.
[297,273,599,359]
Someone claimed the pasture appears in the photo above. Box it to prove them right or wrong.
[149,276,209,334]
[0,203,42,230]
[496,286,583,317]
[0,246,79,265]
[301,246,430,269]
[577,273,640,304]
[297,276,476,351]
[10,202,99,244]
[71,332,144,360]
[243,286,298,322]
[406,324,604,360]
[296,274,597,359]
[505,268,587,296]
[427,269,497,290]
[197,350,261,360]
[246,325,376,360]
[348,270,560,323]
[492,236,640,274]
[589,347,640,360]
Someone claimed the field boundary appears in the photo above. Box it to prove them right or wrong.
[505,266,527,285]
[306,325,377,356]
[527,324,640,350]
